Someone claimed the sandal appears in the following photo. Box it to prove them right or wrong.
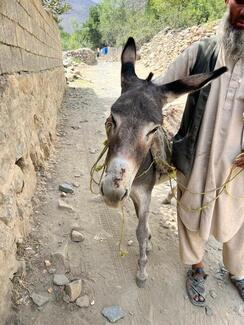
[230,277,244,301]
[186,268,208,307]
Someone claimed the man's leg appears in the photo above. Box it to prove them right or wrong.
[223,224,244,300]
[178,217,207,305]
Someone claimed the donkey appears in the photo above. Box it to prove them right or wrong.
[100,37,226,287]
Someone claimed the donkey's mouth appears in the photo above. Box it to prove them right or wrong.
[100,182,129,208]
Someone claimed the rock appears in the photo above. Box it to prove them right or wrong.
[51,242,69,273]
[63,294,70,304]
[48,268,56,274]
[14,260,26,277]
[90,300,95,306]
[53,274,70,286]
[58,183,74,194]
[58,199,74,212]
[71,230,85,242]
[102,306,126,323]
[30,293,49,307]
[237,305,244,317]
[76,295,90,308]
[60,192,67,198]
[209,290,217,299]
[47,287,53,294]
[44,260,51,268]
[65,279,82,302]
[89,148,97,154]
[214,272,224,281]
[127,240,134,246]
[205,305,214,316]
[64,48,97,65]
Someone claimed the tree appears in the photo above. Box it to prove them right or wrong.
[81,5,102,49]
[42,0,71,22]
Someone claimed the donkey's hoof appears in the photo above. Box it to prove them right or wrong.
[136,277,147,288]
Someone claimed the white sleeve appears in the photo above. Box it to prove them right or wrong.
[152,42,200,86]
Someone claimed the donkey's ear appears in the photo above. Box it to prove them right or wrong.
[160,67,227,103]
[121,37,138,91]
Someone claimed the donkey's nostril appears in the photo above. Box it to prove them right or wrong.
[120,189,128,201]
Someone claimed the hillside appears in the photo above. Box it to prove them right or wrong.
[60,0,99,33]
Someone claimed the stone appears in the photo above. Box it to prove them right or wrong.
[65,279,82,302]
[71,230,85,242]
[47,287,53,294]
[44,260,51,268]
[205,306,214,316]
[51,242,69,273]
[209,290,217,299]
[14,260,26,277]
[89,148,97,154]
[76,295,90,308]
[64,48,97,65]
[53,274,70,286]
[59,183,74,194]
[60,192,67,198]
[237,305,244,317]
[214,272,225,281]
[127,240,134,246]
[102,306,126,323]
[63,294,70,304]
[48,268,56,274]
[30,293,49,307]
[58,199,74,212]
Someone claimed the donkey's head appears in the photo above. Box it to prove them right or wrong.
[100,37,226,207]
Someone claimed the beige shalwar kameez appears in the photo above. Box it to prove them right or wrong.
[155,40,244,276]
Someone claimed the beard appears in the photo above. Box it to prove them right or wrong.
[219,10,244,62]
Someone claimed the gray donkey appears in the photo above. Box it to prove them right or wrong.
[100,37,226,287]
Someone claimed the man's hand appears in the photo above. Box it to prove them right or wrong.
[233,152,244,169]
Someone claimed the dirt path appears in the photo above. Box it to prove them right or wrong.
[9,61,243,325]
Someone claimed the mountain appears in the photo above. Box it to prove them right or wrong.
[60,0,147,34]
[60,0,100,34]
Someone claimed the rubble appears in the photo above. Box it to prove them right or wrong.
[53,274,70,286]
[140,22,218,76]
[65,279,82,302]
[63,48,97,65]
[76,295,90,308]
[71,230,85,242]
[30,293,49,307]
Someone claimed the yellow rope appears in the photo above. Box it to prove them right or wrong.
[89,140,108,194]
[165,158,243,212]
[119,204,128,257]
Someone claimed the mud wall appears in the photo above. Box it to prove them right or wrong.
[0,0,65,320]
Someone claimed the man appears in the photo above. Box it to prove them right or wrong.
[155,0,244,306]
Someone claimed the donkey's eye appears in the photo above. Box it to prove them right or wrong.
[146,127,159,137]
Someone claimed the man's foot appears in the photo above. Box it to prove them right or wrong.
[230,277,244,301]
[186,267,208,307]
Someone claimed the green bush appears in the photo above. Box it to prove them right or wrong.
[59,0,226,51]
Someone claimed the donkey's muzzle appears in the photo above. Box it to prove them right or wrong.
[100,180,128,207]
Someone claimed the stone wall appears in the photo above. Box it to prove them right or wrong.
[0,0,65,320]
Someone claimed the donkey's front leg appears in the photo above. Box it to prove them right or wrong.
[131,187,152,288]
